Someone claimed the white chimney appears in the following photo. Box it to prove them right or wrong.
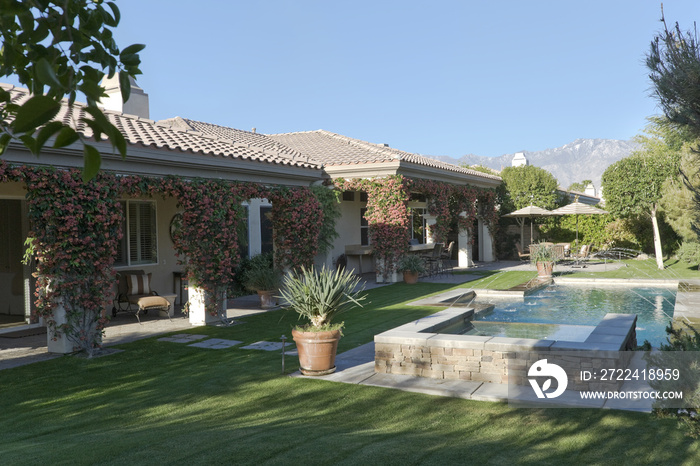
[585,183,596,197]
[101,75,150,119]
[512,152,528,167]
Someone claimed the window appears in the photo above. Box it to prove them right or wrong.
[260,206,273,254]
[116,201,157,266]
[342,191,355,202]
[410,207,427,244]
[360,207,369,246]
[239,205,249,259]
[360,191,368,202]
[410,193,427,203]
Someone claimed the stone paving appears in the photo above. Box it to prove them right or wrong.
[241,341,295,353]
[188,338,243,349]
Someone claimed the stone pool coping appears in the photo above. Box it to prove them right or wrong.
[376,308,638,353]
[373,278,681,387]
[407,276,699,322]
[389,277,680,352]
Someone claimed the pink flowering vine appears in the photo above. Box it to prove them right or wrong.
[336,176,500,274]
[337,175,411,276]
[0,161,123,356]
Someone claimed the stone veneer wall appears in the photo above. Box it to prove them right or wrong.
[374,310,638,392]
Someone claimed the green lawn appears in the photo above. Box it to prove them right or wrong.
[1,280,699,464]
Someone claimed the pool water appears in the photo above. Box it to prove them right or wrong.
[472,285,676,347]
[462,321,595,342]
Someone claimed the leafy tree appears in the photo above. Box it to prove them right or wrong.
[647,12,700,140]
[499,165,560,212]
[660,139,700,242]
[464,164,499,176]
[567,180,592,193]
[0,0,144,180]
[601,133,680,269]
[500,165,560,246]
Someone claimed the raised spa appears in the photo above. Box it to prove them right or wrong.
[373,283,674,385]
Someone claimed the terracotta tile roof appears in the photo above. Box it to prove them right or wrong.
[1,83,500,182]
[0,84,320,169]
[165,118,305,159]
[268,130,502,181]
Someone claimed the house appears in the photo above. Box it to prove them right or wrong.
[0,81,501,352]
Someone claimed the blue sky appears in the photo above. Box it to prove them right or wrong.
[9,1,700,158]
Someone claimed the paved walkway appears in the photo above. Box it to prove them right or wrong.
[0,294,273,370]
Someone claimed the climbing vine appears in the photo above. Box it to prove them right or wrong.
[0,160,330,345]
[267,186,323,271]
[0,161,121,356]
[336,176,500,274]
[336,175,411,277]
[410,179,453,243]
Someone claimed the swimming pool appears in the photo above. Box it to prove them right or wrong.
[471,285,676,347]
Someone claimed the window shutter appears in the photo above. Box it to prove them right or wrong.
[127,201,157,265]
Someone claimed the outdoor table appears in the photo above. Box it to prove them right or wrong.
[344,245,373,274]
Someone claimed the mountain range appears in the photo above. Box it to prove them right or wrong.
[425,138,639,193]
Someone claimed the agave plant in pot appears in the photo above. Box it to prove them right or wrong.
[280,265,366,376]
[244,259,282,309]
[397,254,426,284]
[530,242,557,278]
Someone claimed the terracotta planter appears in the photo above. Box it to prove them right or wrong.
[536,261,554,278]
[257,290,276,309]
[292,328,342,376]
[402,271,419,284]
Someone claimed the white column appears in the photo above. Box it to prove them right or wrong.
[480,219,495,262]
[424,214,437,243]
[47,299,73,354]
[246,198,270,258]
[375,258,399,283]
[188,287,223,326]
[458,212,473,267]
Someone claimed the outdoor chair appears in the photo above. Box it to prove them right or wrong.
[424,243,444,276]
[570,244,592,268]
[515,242,530,262]
[553,244,567,261]
[440,241,455,274]
[112,270,172,322]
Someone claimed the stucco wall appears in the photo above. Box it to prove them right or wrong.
[330,193,365,270]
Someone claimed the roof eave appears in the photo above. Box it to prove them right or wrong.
[2,140,324,186]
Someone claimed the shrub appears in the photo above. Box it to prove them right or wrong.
[243,252,280,292]
[645,323,700,438]
[397,254,426,274]
[676,242,700,267]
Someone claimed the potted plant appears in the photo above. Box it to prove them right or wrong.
[244,260,281,309]
[281,265,366,376]
[530,242,557,278]
[397,254,426,284]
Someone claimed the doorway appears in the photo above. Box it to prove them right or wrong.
[0,199,33,328]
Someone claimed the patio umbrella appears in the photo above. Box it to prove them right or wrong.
[503,205,552,247]
[550,201,609,245]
